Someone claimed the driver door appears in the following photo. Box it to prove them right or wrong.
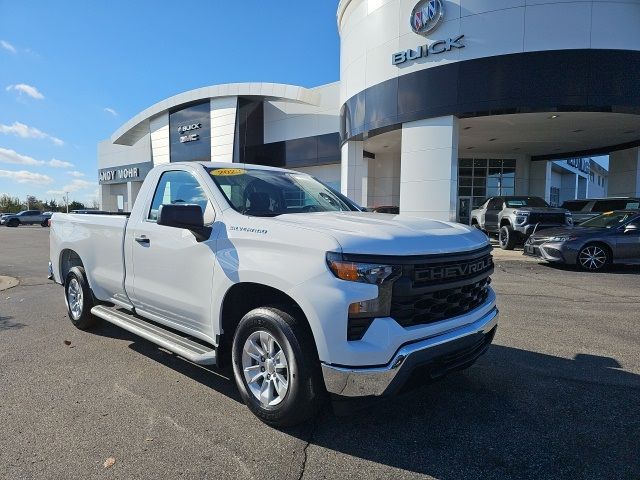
[127,169,217,338]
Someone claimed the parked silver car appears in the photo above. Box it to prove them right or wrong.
[0,210,48,227]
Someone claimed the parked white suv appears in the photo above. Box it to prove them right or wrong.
[49,162,498,426]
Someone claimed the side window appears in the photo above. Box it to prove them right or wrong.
[148,170,214,223]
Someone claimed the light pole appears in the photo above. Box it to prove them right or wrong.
[65,192,70,213]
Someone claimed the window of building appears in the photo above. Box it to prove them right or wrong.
[549,187,560,207]
[458,158,516,210]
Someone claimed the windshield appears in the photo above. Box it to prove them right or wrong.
[580,211,638,229]
[207,167,357,217]
[505,197,549,208]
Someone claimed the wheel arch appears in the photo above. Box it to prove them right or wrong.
[59,249,85,282]
[218,282,317,367]
[499,217,512,228]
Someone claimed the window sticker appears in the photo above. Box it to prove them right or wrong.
[210,168,246,176]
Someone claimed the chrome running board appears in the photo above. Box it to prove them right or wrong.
[91,305,217,365]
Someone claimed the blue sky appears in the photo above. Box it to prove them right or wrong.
[0,0,340,204]
[0,1,609,205]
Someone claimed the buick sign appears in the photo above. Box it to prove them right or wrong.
[411,0,445,36]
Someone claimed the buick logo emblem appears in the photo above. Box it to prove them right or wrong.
[410,0,445,36]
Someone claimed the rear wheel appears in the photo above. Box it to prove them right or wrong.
[498,225,517,250]
[577,244,610,271]
[231,306,324,427]
[64,266,97,330]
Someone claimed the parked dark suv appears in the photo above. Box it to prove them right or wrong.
[561,197,640,224]
[471,196,572,250]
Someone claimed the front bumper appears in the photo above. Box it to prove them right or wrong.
[321,306,498,397]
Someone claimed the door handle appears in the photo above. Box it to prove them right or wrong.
[135,235,150,245]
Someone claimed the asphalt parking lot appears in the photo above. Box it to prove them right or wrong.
[1,226,638,479]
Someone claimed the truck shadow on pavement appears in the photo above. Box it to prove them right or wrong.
[91,321,639,479]
[92,321,243,402]
[299,345,640,479]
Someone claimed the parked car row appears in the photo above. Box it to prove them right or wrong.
[1,209,107,227]
[0,210,51,227]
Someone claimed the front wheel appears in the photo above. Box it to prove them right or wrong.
[64,266,97,330]
[231,306,325,427]
[498,225,517,250]
[577,244,610,271]
[7,219,19,227]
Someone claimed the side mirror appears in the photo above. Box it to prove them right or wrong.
[624,224,639,234]
[157,204,211,241]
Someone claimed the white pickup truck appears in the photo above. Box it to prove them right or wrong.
[49,161,498,426]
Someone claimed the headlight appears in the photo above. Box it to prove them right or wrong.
[548,235,577,242]
[326,252,401,319]
[514,211,529,224]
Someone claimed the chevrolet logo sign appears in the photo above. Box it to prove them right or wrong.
[415,256,493,282]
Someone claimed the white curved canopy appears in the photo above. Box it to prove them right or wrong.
[111,82,321,146]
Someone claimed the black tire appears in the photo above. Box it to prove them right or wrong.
[7,219,19,227]
[41,220,49,227]
[498,225,517,250]
[231,306,325,427]
[577,243,610,271]
[64,266,97,330]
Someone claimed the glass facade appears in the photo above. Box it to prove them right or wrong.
[458,158,516,210]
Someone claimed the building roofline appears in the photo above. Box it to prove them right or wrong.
[111,82,321,146]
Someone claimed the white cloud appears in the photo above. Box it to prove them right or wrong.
[68,171,85,178]
[0,121,64,146]
[6,83,44,100]
[0,146,43,166]
[0,169,53,185]
[47,179,95,195]
[48,158,74,169]
[1,40,17,54]
[104,107,118,117]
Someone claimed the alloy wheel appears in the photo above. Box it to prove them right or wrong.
[499,228,508,247]
[241,331,289,406]
[578,246,607,270]
[67,278,84,320]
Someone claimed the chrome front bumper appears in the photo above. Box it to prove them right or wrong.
[321,307,499,397]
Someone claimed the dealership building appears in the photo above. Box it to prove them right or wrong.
[99,0,639,221]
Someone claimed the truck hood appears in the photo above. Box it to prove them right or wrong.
[272,212,489,256]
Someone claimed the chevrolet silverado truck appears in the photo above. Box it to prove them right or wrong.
[49,162,498,426]
[471,196,572,250]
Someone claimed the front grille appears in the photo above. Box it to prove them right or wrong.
[528,213,566,224]
[390,277,491,327]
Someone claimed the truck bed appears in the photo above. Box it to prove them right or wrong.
[50,213,129,303]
